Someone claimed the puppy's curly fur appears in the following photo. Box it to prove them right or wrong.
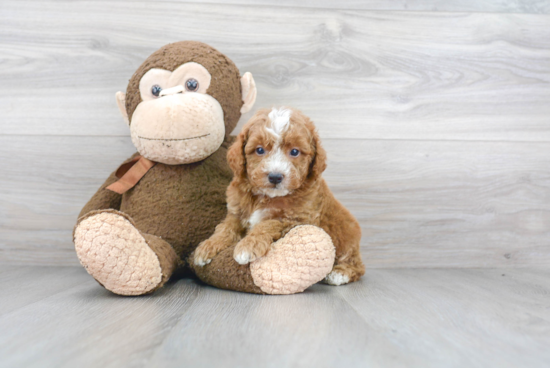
[194,107,365,285]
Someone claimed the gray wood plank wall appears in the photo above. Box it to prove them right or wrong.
[1,0,549,267]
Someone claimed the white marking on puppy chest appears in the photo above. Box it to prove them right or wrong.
[248,209,267,228]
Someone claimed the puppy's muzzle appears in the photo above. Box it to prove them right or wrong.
[268,172,284,185]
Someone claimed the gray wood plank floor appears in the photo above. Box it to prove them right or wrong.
[1,266,549,368]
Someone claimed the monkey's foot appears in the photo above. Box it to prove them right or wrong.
[250,225,335,295]
[73,210,177,296]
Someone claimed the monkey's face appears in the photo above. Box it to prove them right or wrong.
[130,62,224,164]
[115,41,257,165]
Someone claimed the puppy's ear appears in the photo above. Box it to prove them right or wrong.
[309,126,327,180]
[227,125,249,178]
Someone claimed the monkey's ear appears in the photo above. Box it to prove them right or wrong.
[115,91,130,126]
[240,72,257,114]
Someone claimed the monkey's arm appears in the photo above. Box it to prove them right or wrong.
[78,170,123,218]
[193,213,244,266]
[77,154,141,218]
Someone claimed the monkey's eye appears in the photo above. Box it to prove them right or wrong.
[185,78,199,92]
[151,85,162,97]
[290,149,300,157]
[256,147,266,155]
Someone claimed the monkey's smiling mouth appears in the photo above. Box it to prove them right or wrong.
[137,134,210,142]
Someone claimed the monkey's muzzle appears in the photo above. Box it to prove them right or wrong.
[130,93,225,165]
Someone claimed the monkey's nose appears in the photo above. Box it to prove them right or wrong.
[268,173,284,185]
[159,85,184,97]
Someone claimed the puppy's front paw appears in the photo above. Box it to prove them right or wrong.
[233,237,271,265]
[193,240,217,267]
[234,250,253,265]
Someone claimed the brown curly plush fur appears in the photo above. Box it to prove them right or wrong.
[78,143,233,261]
[75,41,245,295]
[79,41,242,261]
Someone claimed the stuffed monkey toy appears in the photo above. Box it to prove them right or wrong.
[73,41,335,296]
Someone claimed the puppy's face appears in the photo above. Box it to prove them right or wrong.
[228,107,327,198]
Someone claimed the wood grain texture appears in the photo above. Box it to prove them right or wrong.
[337,268,550,368]
[1,1,549,141]
[0,268,203,368]
[0,265,86,316]
[1,136,549,267]
[148,282,373,368]
[189,0,550,14]
[0,267,549,368]
[1,1,549,267]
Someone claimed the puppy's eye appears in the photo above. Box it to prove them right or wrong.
[151,85,162,97]
[256,147,265,155]
[290,149,300,157]
[185,78,199,92]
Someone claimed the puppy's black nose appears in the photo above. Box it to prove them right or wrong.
[268,173,284,185]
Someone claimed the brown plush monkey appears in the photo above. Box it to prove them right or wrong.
[73,41,335,295]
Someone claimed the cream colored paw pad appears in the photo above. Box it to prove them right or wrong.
[250,225,335,295]
[74,212,162,296]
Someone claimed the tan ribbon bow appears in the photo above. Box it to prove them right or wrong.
[106,156,156,194]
